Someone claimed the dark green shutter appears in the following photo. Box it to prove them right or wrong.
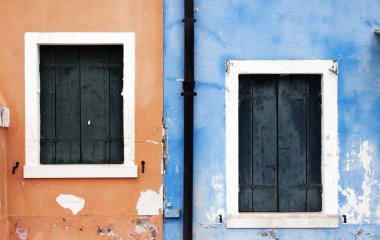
[40,46,57,164]
[238,74,322,212]
[40,45,124,164]
[239,75,277,212]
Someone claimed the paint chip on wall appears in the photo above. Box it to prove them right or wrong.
[56,194,85,215]
[0,106,10,127]
[15,227,28,240]
[136,186,163,215]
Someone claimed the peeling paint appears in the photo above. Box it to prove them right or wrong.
[200,208,225,228]
[146,140,160,144]
[136,186,163,215]
[225,60,233,73]
[211,174,224,190]
[206,208,225,223]
[56,194,85,215]
[135,219,158,240]
[162,122,168,175]
[340,141,379,223]
[98,224,121,239]
[15,227,28,240]
[334,228,378,240]
[135,224,146,234]
[259,230,279,240]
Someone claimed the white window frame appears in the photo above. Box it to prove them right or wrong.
[225,60,339,228]
[24,32,137,178]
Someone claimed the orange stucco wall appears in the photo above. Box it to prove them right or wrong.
[0,0,163,239]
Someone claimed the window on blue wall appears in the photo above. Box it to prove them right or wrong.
[238,74,322,212]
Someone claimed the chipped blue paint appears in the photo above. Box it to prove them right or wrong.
[164,0,380,239]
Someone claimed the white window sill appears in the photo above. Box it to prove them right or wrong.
[227,213,339,228]
[23,164,138,178]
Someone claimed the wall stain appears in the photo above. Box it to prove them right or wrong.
[259,230,279,240]
[225,60,233,74]
[334,228,378,240]
[15,226,28,240]
[97,224,121,239]
[136,218,158,240]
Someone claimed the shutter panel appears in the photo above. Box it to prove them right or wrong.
[239,75,277,212]
[55,46,81,164]
[306,76,322,211]
[80,46,111,164]
[109,46,124,164]
[278,75,322,212]
[238,76,254,212]
[40,46,57,164]
[278,75,308,212]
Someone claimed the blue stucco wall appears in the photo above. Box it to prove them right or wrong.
[164,1,380,239]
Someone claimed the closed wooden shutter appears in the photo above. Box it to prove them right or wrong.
[239,75,277,212]
[238,74,322,212]
[40,45,124,164]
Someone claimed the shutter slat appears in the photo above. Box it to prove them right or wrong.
[238,77,253,212]
[40,46,57,164]
[109,46,124,164]
[306,76,322,211]
[55,46,81,164]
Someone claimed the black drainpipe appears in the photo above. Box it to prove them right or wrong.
[182,0,196,239]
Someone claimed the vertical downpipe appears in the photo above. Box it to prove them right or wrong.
[182,0,196,239]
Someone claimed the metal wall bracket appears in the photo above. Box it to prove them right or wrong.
[164,208,181,218]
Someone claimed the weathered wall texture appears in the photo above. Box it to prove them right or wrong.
[0,0,163,239]
[164,0,380,239]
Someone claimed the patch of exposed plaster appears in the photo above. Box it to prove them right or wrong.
[258,230,279,240]
[340,141,380,223]
[15,227,28,240]
[225,60,233,73]
[136,186,163,215]
[135,224,146,234]
[56,194,85,215]
[211,174,224,190]
[98,225,121,239]
[334,228,377,240]
[135,219,158,240]
[145,140,160,145]
[206,208,225,223]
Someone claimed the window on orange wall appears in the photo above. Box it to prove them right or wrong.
[24,32,137,178]
[39,45,124,165]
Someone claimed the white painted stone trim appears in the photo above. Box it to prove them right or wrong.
[24,32,137,178]
[225,60,339,228]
